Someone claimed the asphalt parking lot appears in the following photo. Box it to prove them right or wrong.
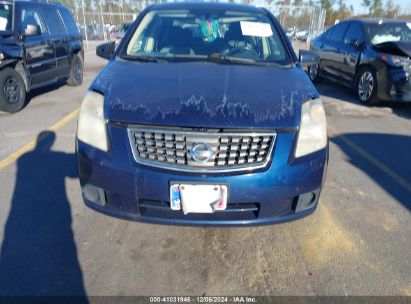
[0,47,410,296]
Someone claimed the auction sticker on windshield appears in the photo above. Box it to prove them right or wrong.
[240,21,273,37]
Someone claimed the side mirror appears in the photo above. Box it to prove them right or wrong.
[22,24,40,36]
[299,49,319,68]
[96,42,115,60]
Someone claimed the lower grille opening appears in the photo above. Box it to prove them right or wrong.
[139,200,260,220]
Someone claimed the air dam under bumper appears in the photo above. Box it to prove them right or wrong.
[76,126,328,226]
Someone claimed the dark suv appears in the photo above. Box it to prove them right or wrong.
[0,0,83,113]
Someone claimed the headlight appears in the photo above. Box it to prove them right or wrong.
[294,98,327,158]
[77,91,108,152]
[380,54,410,67]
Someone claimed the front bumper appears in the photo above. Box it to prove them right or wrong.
[377,66,411,102]
[77,124,328,226]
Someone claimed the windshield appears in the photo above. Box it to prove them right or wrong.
[0,2,12,31]
[365,22,411,45]
[123,9,291,66]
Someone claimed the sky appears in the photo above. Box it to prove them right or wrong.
[347,0,411,15]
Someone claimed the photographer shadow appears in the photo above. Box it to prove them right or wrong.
[0,131,87,298]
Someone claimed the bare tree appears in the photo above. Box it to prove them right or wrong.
[384,0,401,18]
[362,0,371,15]
[370,0,383,17]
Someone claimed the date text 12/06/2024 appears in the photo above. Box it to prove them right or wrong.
[149,296,257,303]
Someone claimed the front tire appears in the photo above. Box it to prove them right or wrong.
[308,63,321,83]
[0,67,26,113]
[67,53,83,86]
[356,67,379,105]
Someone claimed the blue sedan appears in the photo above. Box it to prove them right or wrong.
[76,2,328,226]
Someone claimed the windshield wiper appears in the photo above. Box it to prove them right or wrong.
[208,53,257,65]
[121,54,165,63]
[208,53,287,67]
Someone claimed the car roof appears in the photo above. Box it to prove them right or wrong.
[2,0,64,7]
[147,1,267,13]
[345,18,409,24]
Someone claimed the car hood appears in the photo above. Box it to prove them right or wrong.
[91,60,319,129]
[373,40,411,58]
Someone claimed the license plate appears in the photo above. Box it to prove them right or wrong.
[170,184,227,214]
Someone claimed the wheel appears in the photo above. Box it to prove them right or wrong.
[67,53,83,86]
[308,63,321,83]
[0,67,26,113]
[356,67,379,105]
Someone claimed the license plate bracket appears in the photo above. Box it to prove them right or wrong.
[170,183,227,214]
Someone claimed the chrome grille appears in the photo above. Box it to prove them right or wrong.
[128,127,276,172]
